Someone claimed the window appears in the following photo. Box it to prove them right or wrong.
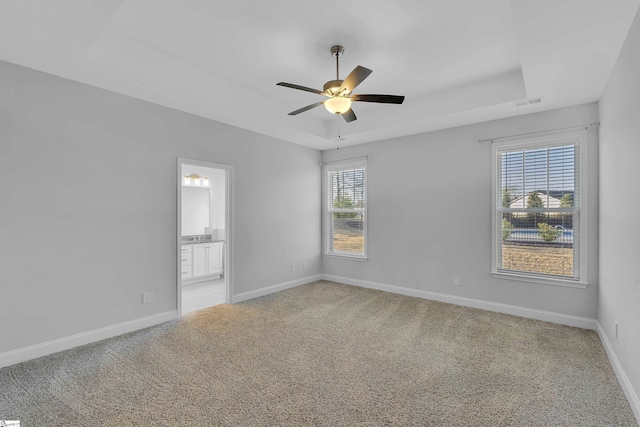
[324,158,367,259]
[491,130,587,285]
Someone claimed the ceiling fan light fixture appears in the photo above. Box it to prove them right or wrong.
[324,96,352,115]
[277,44,404,122]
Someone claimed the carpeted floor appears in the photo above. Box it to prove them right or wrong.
[1,281,637,426]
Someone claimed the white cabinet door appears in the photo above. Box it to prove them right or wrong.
[207,242,223,275]
[192,244,208,278]
[187,242,223,281]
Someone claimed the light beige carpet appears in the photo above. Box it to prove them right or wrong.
[1,281,637,426]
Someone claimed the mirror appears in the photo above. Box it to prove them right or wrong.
[181,186,210,236]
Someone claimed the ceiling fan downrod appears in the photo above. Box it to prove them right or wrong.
[331,45,344,80]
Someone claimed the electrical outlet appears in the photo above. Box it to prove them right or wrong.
[291,264,296,272]
[303,262,307,270]
[614,321,619,338]
[453,276,461,286]
[142,292,151,304]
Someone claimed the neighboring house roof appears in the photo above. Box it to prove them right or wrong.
[509,193,563,209]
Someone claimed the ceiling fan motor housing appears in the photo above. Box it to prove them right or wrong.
[323,79,344,95]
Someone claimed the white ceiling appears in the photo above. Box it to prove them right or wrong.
[0,0,638,150]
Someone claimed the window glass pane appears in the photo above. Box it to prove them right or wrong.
[495,133,584,282]
[500,144,575,209]
[326,160,367,258]
[548,145,576,206]
[501,150,524,207]
[500,212,575,277]
[331,212,364,254]
[330,168,365,211]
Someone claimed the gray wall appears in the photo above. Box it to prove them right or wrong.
[599,6,640,409]
[0,60,321,353]
[0,57,606,360]
[209,168,226,232]
[322,103,599,319]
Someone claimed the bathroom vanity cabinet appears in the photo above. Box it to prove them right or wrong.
[181,241,223,283]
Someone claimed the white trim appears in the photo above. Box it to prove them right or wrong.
[490,271,589,288]
[177,158,234,318]
[489,129,587,150]
[176,159,182,316]
[323,157,368,259]
[323,156,369,167]
[478,122,599,144]
[491,130,588,284]
[231,274,322,303]
[323,253,369,262]
[596,322,640,424]
[0,310,177,369]
[321,274,597,329]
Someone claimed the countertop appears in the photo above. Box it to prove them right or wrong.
[181,239,225,245]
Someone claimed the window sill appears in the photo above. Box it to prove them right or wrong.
[324,253,368,262]
[491,271,589,289]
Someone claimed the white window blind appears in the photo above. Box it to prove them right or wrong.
[324,159,367,258]
[493,131,586,282]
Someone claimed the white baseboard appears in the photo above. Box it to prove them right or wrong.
[0,310,178,369]
[596,322,640,424]
[232,274,322,303]
[321,274,597,330]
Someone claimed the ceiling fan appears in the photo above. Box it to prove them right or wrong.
[276,45,405,123]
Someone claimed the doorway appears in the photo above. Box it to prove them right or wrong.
[177,158,232,316]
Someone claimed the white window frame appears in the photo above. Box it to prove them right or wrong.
[323,158,368,260]
[490,130,588,288]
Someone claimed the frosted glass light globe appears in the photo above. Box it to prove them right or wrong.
[324,96,352,115]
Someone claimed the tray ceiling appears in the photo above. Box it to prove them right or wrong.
[0,0,638,149]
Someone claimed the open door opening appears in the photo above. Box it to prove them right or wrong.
[177,159,232,316]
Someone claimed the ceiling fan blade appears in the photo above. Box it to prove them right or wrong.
[351,94,405,104]
[339,66,373,94]
[342,108,357,123]
[276,82,324,95]
[288,101,325,116]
